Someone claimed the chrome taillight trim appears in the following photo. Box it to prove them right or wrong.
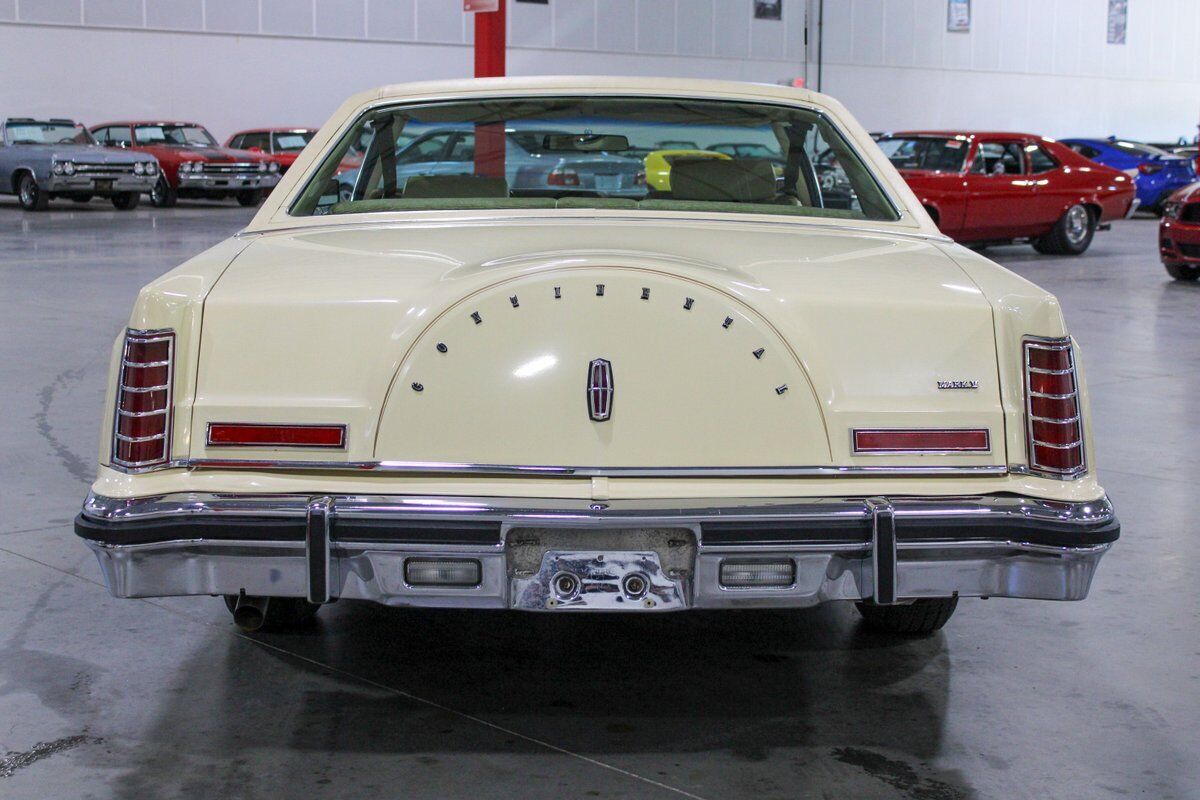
[110,328,174,470]
[1023,336,1087,479]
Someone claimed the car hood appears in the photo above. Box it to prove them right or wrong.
[187,218,1013,470]
[143,145,266,162]
[13,143,152,163]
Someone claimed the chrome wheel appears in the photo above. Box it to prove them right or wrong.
[150,177,165,205]
[1064,205,1090,246]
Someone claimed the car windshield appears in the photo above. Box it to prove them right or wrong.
[291,96,898,222]
[134,124,217,147]
[6,121,93,145]
[273,131,314,152]
[876,136,969,172]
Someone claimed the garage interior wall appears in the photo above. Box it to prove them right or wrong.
[814,0,1200,141]
[0,0,1197,142]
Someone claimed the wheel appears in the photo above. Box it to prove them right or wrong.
[222,595,320,632]
[16,172,50,211]
[1166,262,1200,281]
[236,189,263,207]
[855,597,958,635]
[111,192,140,210]
[149,176,177,208]
[1032,204,1095,255]
[71,193,94,203]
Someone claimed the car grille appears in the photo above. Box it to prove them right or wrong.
[75,162,135,175]
[1181,204,1200,223]
[1177,242,1200,258]
[201,162,260,175]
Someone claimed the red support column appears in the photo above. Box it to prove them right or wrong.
[473,0,506,78]
[471,0,506,179]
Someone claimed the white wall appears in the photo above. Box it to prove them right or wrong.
[0,0,805,141]
[813,0,1200,142]
[1,0,1198,143]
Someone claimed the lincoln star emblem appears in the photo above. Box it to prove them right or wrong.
[587,358,614,422]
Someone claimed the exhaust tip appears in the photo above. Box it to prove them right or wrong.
[232,594,271,632]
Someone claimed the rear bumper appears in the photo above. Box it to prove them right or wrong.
[76,492,1118,611]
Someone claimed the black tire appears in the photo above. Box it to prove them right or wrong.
[111,192,140,210]
[1166,262,1200,281]
[16,172,50,211]
[1032,204,1095,255]
[222,595,321,631]
[71,193,94,203]
[236,189,263,207]
[150,176,177,208]
[855,597,958,635]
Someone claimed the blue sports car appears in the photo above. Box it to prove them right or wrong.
[1061,137,1197,213]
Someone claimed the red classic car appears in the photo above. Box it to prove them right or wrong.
[224,127,362,175]
[91,121,280,207]
[1159,182,1200,281]
[877,131,1137,255]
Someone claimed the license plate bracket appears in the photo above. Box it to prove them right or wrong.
[94,179,113,192]
[510,550,689,611]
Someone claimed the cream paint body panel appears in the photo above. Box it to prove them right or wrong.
[93,77,1109,506]
[191,220,1003,469]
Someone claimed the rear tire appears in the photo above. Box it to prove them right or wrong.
[1166,263,1200,281]
[236,189,263,207]
[111,192,140,210]
[1033,204,1095,255]
[222,595,321,631]
[855,597,958,635]
[16,172,50,211]
[150,176,177,208]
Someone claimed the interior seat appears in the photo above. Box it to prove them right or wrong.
[403,174,509,198]
[668,158,780,204]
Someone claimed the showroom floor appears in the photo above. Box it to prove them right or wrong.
[0,200,1196,800]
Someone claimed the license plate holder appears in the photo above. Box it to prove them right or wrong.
[94,179,113,192]
[510,550,688,611]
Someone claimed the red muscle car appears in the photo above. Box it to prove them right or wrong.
[877,131,1137,255]
[224,127,362,175]
[1159,182,1200,281]
[91,121,280,207]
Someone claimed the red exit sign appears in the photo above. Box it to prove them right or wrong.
[464,0,499,11]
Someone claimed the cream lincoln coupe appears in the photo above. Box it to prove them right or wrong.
[75,77,1119,635]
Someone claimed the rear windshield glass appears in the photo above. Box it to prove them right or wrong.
[290,96,899,222]
[876,136,968,172]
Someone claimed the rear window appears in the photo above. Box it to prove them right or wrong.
[1108,140,1173,158]
[290,96,899,222]
[876,136,968,172]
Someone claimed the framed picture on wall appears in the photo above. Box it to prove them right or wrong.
[1107,0,1127,44]
[754,1,782,21]
[947,0,970,32]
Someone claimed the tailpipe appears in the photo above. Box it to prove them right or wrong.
[232,594,271,632]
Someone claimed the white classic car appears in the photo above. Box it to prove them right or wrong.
[75,77,1119,635]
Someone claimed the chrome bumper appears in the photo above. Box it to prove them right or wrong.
[76,492,1118,611]
[177,173,278,190]
[46,175,156,192]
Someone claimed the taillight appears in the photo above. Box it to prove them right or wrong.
[1023,337,1085,478]
[112,328,174,469]
[1138,161,1164,175]
[546,168,580,186]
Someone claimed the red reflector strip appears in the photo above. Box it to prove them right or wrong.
[853,429,990,453]
[207,423,347,448]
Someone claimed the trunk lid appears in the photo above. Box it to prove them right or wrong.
[190,218,1003,470]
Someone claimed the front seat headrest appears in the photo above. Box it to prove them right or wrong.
[403,174,509,198]
[669,158,777,203]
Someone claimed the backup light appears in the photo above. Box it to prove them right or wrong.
[719,559,795,589]
[1024,338,1085,478]
[112,329,174,469]
[405,558,481,587]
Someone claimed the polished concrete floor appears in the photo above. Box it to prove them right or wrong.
[0,197,1196,800]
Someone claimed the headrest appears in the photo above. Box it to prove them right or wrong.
[669,158,777,203]
[403,174,508,198]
